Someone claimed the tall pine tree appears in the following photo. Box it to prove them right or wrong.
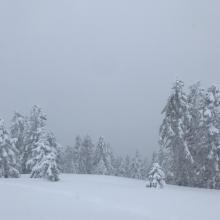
[160,80,194,186]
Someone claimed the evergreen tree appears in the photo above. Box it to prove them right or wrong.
[28,131,60,181]
[124,155,131,178]
[80,135,94,174]
[105,144,114,175]
[187,82,206,187]
[197,86,220,188]
[22,105,47,174]
[146,163,165,188]
[56,142,65,173]
[0,119,20,178]
[10,112,27,172]
[95,158,108,175]
[159,81,220,189]
[73,136,83,174]
[130,150,142,179]
[109,148,116,175]
[140,157,149,180]
[158,146,174,183]
[112,156,125,177]
[93,137,114,175]
[62,145,75,173]
[159,80,194,186]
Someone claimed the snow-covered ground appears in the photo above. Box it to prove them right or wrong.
[0,175,219,220]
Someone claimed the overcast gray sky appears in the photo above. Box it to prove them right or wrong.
[0,0,219,157]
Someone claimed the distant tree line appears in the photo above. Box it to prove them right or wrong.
[0,105,149,182]
[60,136,149,180]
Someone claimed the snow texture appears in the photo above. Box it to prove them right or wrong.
[0,174,219,220]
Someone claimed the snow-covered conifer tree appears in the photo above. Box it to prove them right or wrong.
[28,131,60,181]
[197,86,220,188]
[112,156,125,177]
[95,158,108,175]
[22,105,47,174]
[93,137,114,175]
[104,144,114,175]
[186,82,206,187]
[124,155,131,178]
[0,119,20,178]
[158,146,174,183]
[73,136,82,174]
[80,135,94,174]
[140,157,149,180]
[160,80,194,186]
[56,142,65,173]
[146,163,165,188]
[62,145,75,173]
[130,150,142,179]
[10,112,27,172]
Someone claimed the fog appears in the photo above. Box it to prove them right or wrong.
[0,0,219,157]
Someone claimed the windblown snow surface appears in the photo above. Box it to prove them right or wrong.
[0,174,219,220]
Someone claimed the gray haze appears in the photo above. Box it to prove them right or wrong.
[0,0,220,157]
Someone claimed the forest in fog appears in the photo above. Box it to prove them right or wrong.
[1,80,220,190]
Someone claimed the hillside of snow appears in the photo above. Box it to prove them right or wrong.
[0,174,220,220]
